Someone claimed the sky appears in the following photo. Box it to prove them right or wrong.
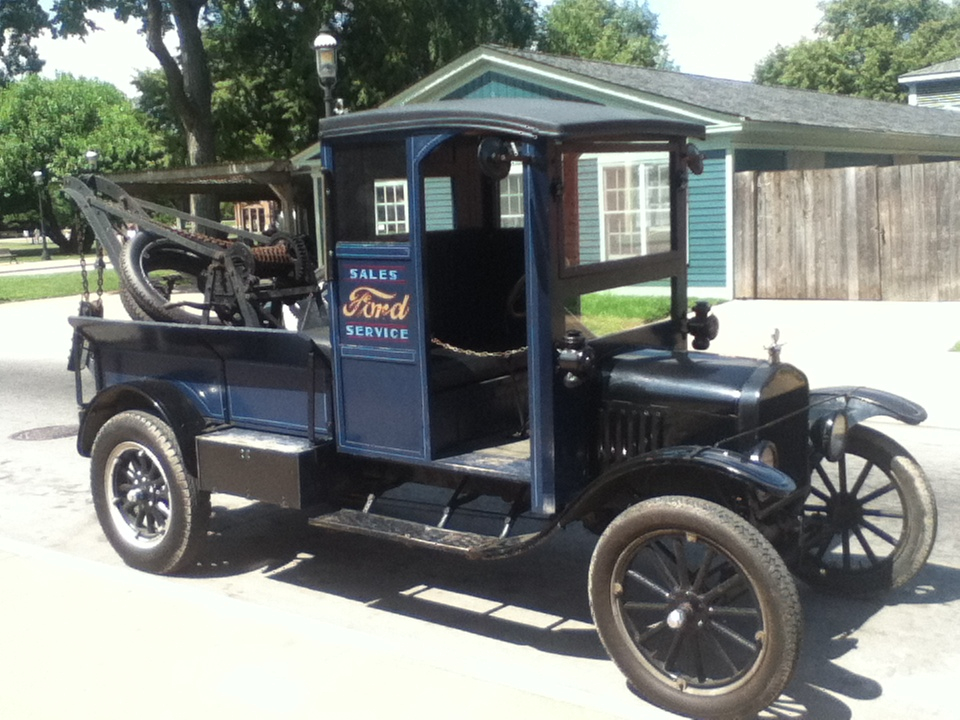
[32,1,824,96]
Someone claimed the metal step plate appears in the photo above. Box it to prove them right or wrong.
[308,508,541,559]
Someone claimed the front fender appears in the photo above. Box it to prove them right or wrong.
[78,380,209,473]
[810,386,927,427]
[559,445,796,527]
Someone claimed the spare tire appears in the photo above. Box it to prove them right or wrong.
[119,231,213,324]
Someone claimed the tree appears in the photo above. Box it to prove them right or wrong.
[0,0,47,86]
[0,74,164,250]
[52,0,221,223]
[753,0,960,101]
[134,0,540,162]
[539,0,672,68]
[338,0,540,108]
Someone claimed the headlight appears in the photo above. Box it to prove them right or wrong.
[748,440,779,468]
[811,411,848,462]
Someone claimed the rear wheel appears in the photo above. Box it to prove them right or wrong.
[91,410,210,574]
[589,496,801,720]
[798,425,937,595]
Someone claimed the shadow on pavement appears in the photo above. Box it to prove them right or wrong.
[188,500,960,719]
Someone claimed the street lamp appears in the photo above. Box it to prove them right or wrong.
[314,26,339,118]
[85,150,99,172]
[32,169,50,261]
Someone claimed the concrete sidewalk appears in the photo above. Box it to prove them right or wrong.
[0,537,647,720]
[0,256,112,277]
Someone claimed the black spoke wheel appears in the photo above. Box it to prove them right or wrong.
[589,496,801,720]
[799,424,936,595]
[91,411,210,575]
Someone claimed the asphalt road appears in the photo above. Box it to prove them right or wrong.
[0,294,958,720]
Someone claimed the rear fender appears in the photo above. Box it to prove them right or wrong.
[559,446,796,527]
[78,380,208,473]
[810,386,927,427]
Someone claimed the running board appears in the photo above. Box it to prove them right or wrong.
[308,509,547,559]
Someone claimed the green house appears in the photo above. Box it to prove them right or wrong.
[365,45,960,298]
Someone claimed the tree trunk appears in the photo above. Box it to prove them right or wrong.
[41,188,70,251]
[145,0,222,235]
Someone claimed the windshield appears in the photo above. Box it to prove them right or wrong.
[551,144,683,340]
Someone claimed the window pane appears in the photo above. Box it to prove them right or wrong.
[374,179,409,236]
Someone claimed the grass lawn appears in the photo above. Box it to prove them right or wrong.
[0,271,120,303]
[577,293,722,336]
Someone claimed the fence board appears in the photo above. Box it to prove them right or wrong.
[735,160,960,301]
[733,172,757,299]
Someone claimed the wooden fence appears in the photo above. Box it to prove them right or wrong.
[734,162,960,300]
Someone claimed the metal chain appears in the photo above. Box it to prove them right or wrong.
[95,238,105,301]
[431,336,528,358]
[79,245,90,304]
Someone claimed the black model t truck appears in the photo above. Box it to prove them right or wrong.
[65,100,938,720]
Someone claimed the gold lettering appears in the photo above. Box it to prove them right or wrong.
[342,286,411,321]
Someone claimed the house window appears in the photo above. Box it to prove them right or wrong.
[599,153,670,259]
[499,167,524,228]
[374,179,409,236]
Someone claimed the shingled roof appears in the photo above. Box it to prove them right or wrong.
[900,57,960,79]
[478,46,960,139]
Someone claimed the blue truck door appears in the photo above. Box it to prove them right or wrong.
[331,241,428,459]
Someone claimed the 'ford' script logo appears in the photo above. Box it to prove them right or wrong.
[342,286,411,320]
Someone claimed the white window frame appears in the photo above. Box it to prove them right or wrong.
[374,179,409,236]
[595,152,671,261]
[498,164,525,229]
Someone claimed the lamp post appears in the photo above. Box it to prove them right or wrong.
[85,150,99,172]
[314,26,339,118]
[32,169,50,261]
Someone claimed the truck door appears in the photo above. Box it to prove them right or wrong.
[326,139,429,459]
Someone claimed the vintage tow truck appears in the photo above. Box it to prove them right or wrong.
[65,100,937,720]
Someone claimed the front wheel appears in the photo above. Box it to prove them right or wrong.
[91,410,210,574]
[798,424,937,595]
[589,496,801,720]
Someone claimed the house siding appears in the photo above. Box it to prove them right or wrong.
[443,71,584,102]
[688,151,727,288]
[915,79,960,109]
[424,176,454,231]
[577,157,601,264]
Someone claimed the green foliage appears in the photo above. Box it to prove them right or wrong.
[0,74,165,226]
[340,0,539,109]
[0,0,47,86]
[539,0,671,67]
[753,0,960,101]
[132,0,540,161]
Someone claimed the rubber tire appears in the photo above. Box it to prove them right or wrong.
[91,410,210,575]
[589,496,802,720]
[798,425,937,595]
[119,231,211,324]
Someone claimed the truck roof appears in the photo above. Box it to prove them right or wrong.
[317,99,706,143]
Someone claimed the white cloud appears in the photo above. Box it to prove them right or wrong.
[34,11,164,96]
[645,0,822,81]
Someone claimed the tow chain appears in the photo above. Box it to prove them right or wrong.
[78,233,105,318]
[430,337,528,358]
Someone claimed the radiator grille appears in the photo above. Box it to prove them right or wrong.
[598,402,664,469]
